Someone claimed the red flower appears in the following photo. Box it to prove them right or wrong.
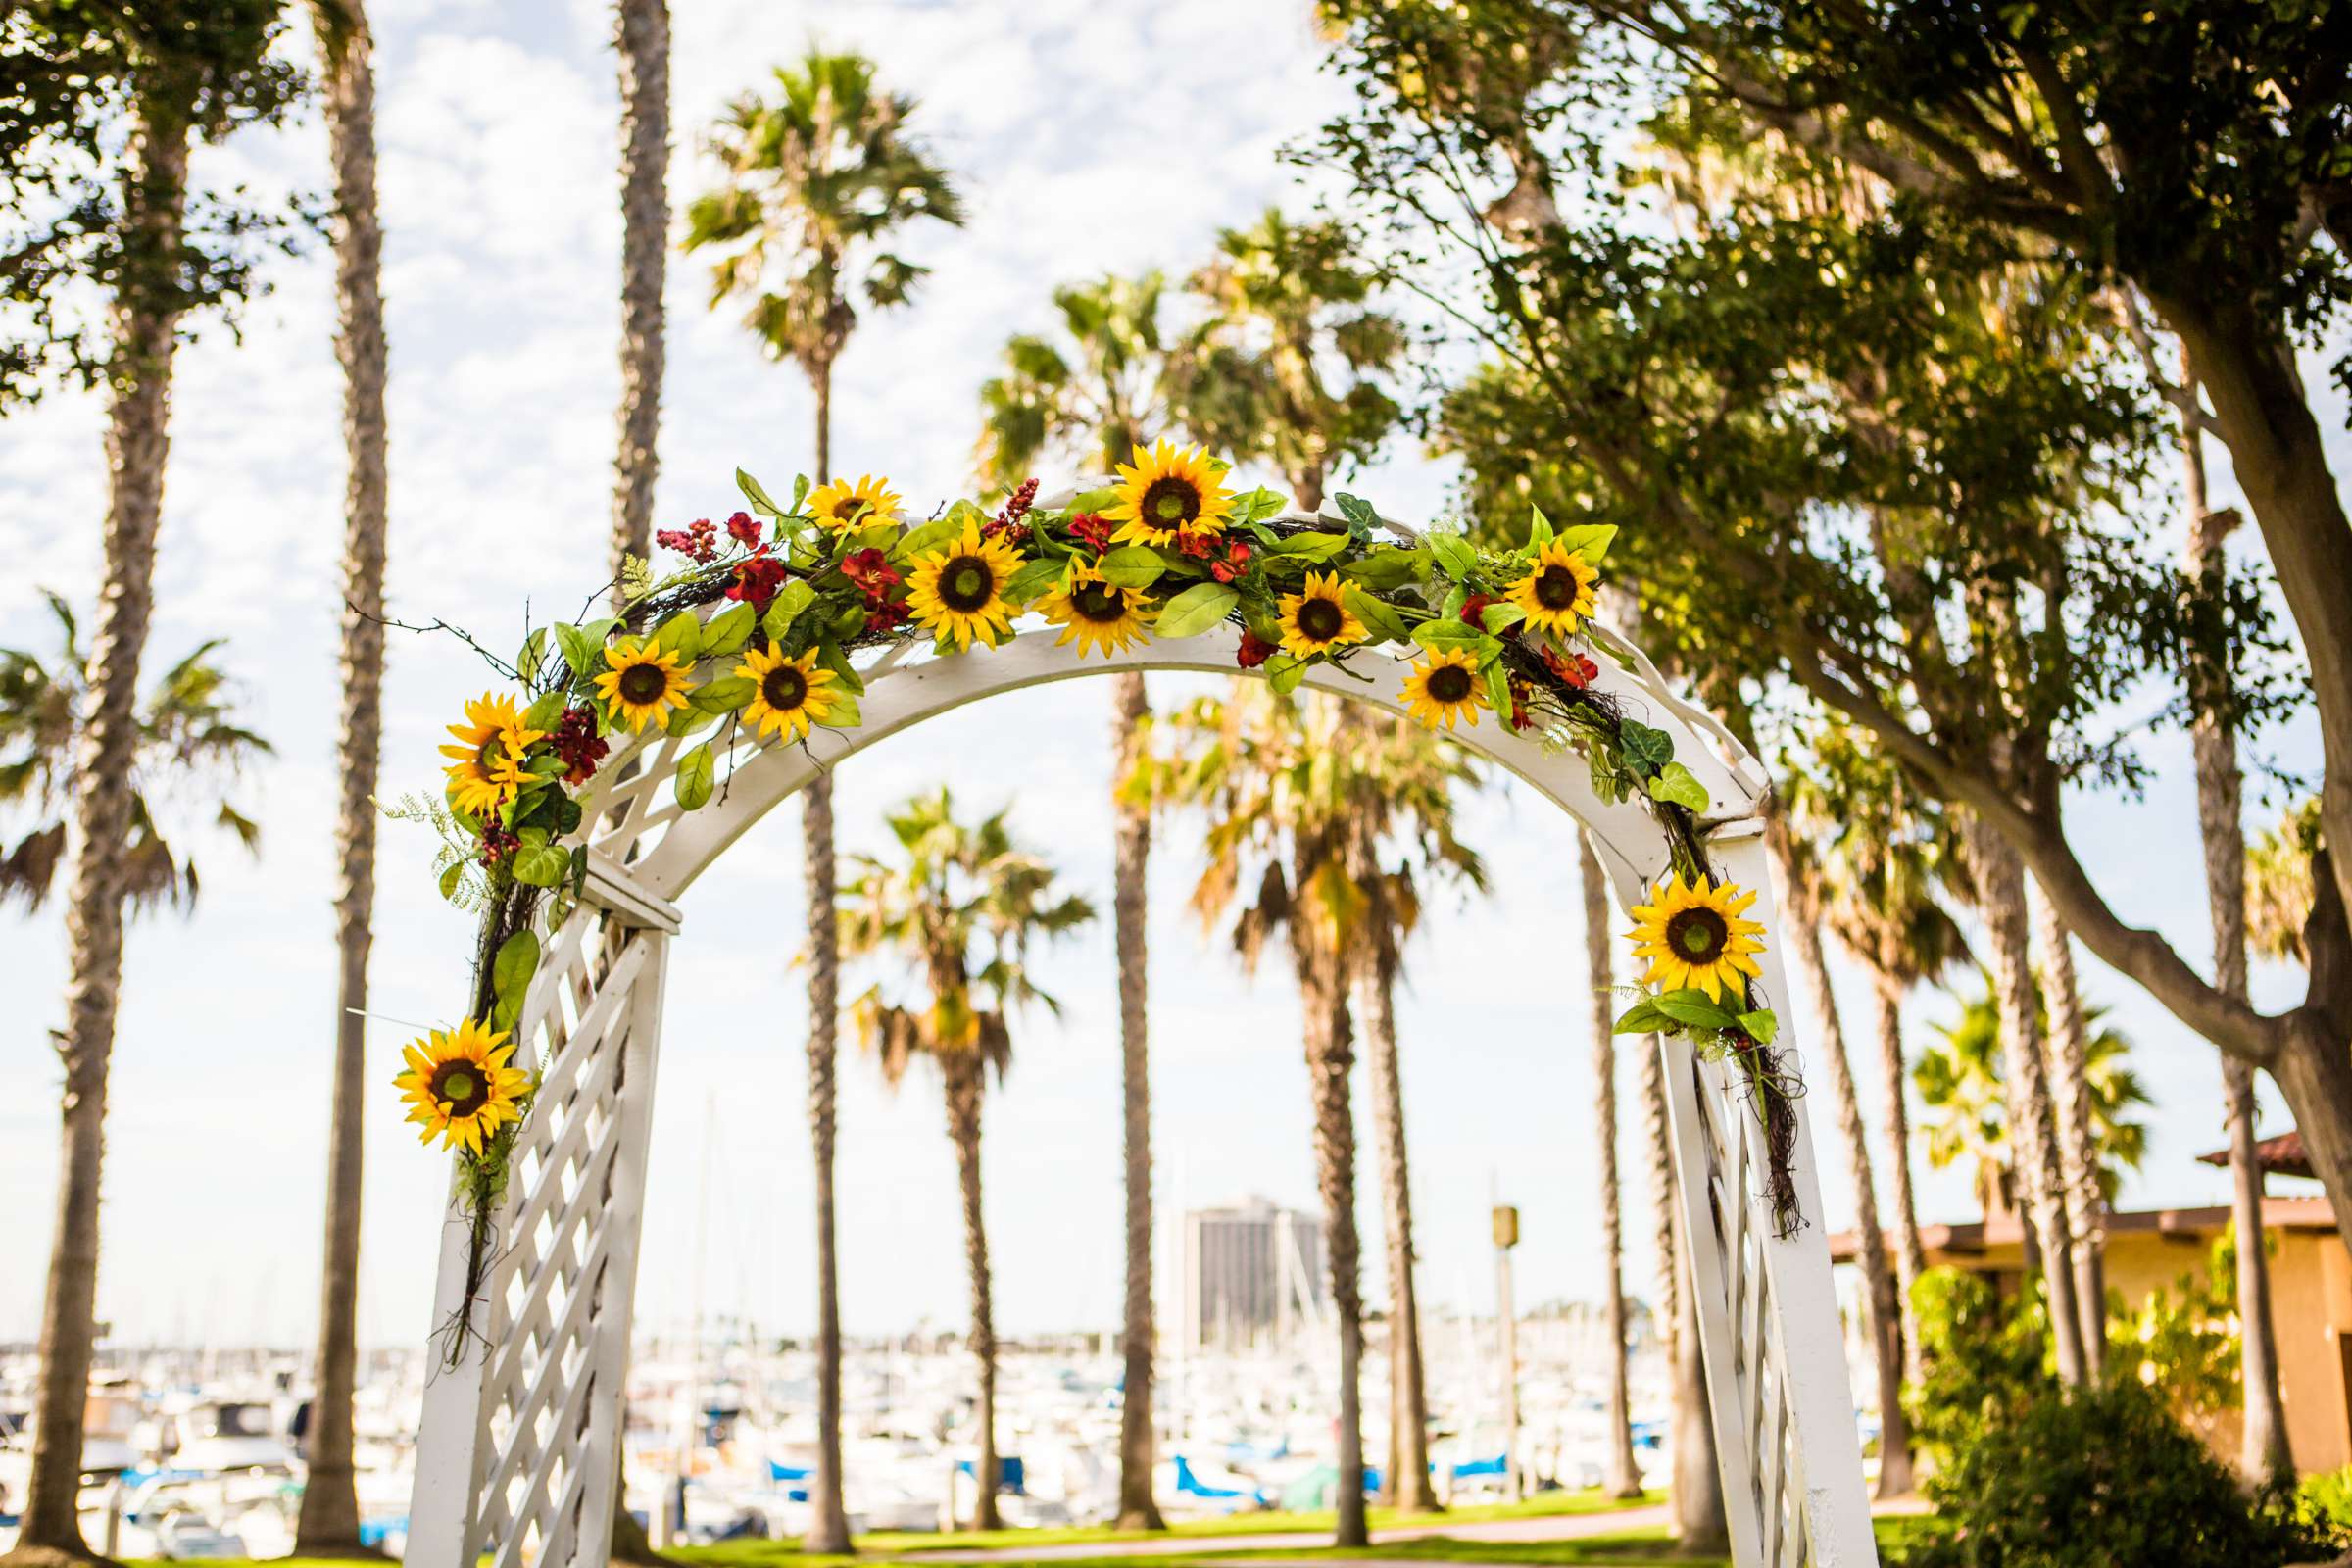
[724,511,761,546]
[656,517,719,563]
[1460,593,1501,630]
[1067,513,1113,552]
[1175,529,1216,560]
[865,598,910,634]
[550,705,610,786]
[1541,645,1599,689]
[1236,630,1275,668]
[1507,677,1536,731]
[728,547,789,612]
[1209,540,1253,584]
[841,547,904,605]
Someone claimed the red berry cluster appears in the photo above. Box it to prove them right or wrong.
[985,478,1039,544]
[551,705,609,786]
[724,511,761,546]
[476,817,521,865]
[1067,513,1113,552]
[656,517,720,562]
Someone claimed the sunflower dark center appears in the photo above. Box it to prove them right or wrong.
[761,665,808,710]
[939,555,997,612]
[617,663,669,705]
[1072,582,1128,623]
[1425,664,1474,704]
[429,1058,490,1118]
[1666,906,1730,962]
[1534,564,1584,610]
[1296,597,1344,642]
[474,736,508,774]
[1143,476,1201,526]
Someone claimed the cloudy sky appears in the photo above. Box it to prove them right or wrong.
[0,0,2323,1355]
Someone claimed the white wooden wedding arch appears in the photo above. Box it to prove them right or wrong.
[405,582,1881,1567]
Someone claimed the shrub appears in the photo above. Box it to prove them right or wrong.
[2302,1467,2352,1536]
[1901,1379,2339,1568]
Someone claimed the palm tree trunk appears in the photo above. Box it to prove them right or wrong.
[1764,827,1912,1495]
[2029,880,2107,1371]
[946,1064,1002,1532]
[802,768,853,1551]
[606,9,671,1558]
[1868,971,1929,1386]
[12,99,189,1564]
[2180,440,2296,1484]
[1361,927,1437,1512]
[1639,1035,1678,1362]
[1292,879,1367,1547]
[295,10,386,1551]
[1963,817,2087,1386]
[1110,669,1165,1531]
[1578,835,1642,1499]
[801,368,853,1553]
[1668,1206,1727,1552]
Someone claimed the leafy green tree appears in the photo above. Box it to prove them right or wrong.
[683,52,960,1549]
[839,790,1093,1533]
[1169,210,1404,512]
[975,269,1175,1531]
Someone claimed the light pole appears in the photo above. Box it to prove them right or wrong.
[1493,1203,1520,1502]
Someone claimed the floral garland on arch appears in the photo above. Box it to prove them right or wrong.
[393,443,1806,1364]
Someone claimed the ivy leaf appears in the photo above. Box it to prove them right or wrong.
[816,637,864,694]
[1480,602,1526,635]
[1156,582,1240,638]
[762,579,817,643]
[1738,1009,1780,1046]
[1334,492,1380,537]
[1646,760,1712,811]
[1652,989,1739,1033]
[1340,546,1425,591]
[1234,487,1288,524]
[1613,1000,1668,1035]
[891,514,962,564]
[664,703,718,738]
[1273,530,1349,561]
[653,610,702,662]
[1004,558,1066,605]
[1267,655,1307,695]
[1427,531,1477,580]
[738,467,787,518]
[1098,546,1166,588]
[1620,719,1673,776]
[490,930,540,1032]
[1342,587,1411,644]
[522,691,567,734]
[1484,658,1514,722]
[1527,504,1554,550]
[551,622,598,680]
[515,627,547,685]
[512,839,569,889]
[437,862,466,905]
[1412,619,1488,653]
[675,743,715,810]
[822,692,862,730]
[692,675,756,713]
[1557,523,1618,564]
[702,602,756,660]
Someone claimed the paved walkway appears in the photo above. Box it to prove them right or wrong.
[920,1504,1671,1561]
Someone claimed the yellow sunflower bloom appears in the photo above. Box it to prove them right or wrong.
[1103,440,1235,546]
[1039,562,1155,658]
[438,691,546,817]
[1627,872,1768,1004]
[1505,539,1600,635]
[808,473,903,535]
[1276,570,1369,660]
[593,638,694,732]
[394,1017,532,1156]
[1400,648,1486,730]
[736,644,843,742]
[906,518,1026,650]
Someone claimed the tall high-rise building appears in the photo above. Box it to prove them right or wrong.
[1180,1198,1326,1349]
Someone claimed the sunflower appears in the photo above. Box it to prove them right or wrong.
[394,1017,531,1155]
[906,518,1026,649]
[1039,562,1155,658]
[1505,539,1600,635]
[1627,872,1768,1004]
[1400,648,1486,730]
[1276,570,1369,660]
[808,473,903,535]
[439,691,546,817]
[1103,440,1235,546]
[593,638,694,732]
[736,644,844,741]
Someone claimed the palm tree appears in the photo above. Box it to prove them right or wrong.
[292,2,387,1551]
[684,53,960,1550]
[975,271,1173,1531]
[0,597,269,1555]
[2029,879,2108,1373]
[839,790,1093,1533]
[1172,210,1403,512]
[1915,976,2151,1227]
[610,0,667,573]
[1577,835,1643,1500]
